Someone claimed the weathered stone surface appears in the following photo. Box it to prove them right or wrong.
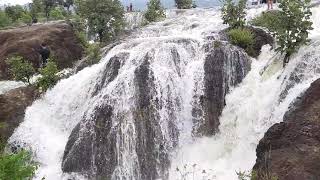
[0,86,39,147]
[62,53,176,179]
[0,22,84,80]
[253,78,320,180]
[193,43,251,136]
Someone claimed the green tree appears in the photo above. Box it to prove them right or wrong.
[75,0,125,43]
[36,60,59,91]
[4,5,25,22]
[276,0,313,66]
[175,0,193,9]
[221,0,247,29]
[0,10,12,28]
[0,150,38,180]
[144,0,166,22]
[42,0,57,20]
[49,6,66,20]
[30,0,45,19]
[6,56,35,85]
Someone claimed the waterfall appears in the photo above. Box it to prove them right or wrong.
[8,6,320,180]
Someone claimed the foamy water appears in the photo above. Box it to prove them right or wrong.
[7,5,320,180]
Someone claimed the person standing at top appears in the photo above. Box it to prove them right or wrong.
[36,43,51,67]
[129,3,133,12]
[267,0,273,10]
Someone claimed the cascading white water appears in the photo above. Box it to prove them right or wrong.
[0,81,25,95]
[169,6,320,180]
[7,5,320,180]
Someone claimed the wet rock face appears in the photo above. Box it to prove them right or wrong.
[193,43,251,136]
[62,54,176,179]
[0,86,39,148]
[0,22,84,80]
[253,78,320,180]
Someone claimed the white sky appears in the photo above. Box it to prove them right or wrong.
[0,0,32,5]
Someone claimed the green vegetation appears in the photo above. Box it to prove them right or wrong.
[228,28,254,51]
[0,11,12,28]
[49,6,66,20]
[86,43,102,64]
[221,0,247,29]
[144,0,166,23]
[75,0,125,43]
[250,10,285,34]
[36,60,60,91]
[236,170,278,180]
[175,0,193,9]
[276,0,313,66]
[4,5,26,22]
[6,56,35,85]
[0,150,38,180]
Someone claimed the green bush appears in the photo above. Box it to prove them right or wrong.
[36,60,59,91]
[221,0,247,29]
[144,0,166,22]
[228,28,254,50]
[0,150,38,180]
[49,6,66,20]
[5,5,25,22]
[6,56,35,85]
[250,10,285,33]
[0,10,12,28]
[19,12,33,24]
[276,0,313,66]
[175,0,193,9]
[75,31,88,48]
[86,43,101,64]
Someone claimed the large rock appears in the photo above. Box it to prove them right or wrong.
[62,53,175,179]
[253,78,320,180]
[0,22,84,80]
[0,86,39,148]
[193,42,251,136]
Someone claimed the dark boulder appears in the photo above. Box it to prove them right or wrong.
[193,43,251,136]
[253,78,320,180]
[0,86,39,149]
[62,53,176,179]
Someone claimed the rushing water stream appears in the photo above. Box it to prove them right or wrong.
[8,6,320,180]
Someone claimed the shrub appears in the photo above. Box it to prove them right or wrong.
[4,5,25,22]
[276,0,313,66]
[0,150,38,180]
[49,6,65,20]
[36,60,59,91]
[19,12,33,24]
[6,56,35,85]
[0,10,12,28]
[175,0,193,9]
[228,28,254,50]
[250,10,284,33]
[144,0,166,23]
[75,31,89,48]
[86,43,101,64]
[221,0,247,29]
